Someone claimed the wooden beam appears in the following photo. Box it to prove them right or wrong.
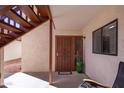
[49,19,53,84]
[0,5,13,15]
[36,5,55,29]
[47,6,52,20]
[0,33,13,38]
[5,9,33,28]
[36,5,49,18]
[0,36,13,43]
[0,41,5,44]
[1,37,8,43]
[0,29,14,39]
[18,5,41,24]
[0,17,48,48]
[0,20,23,33]
[47,6,56,29]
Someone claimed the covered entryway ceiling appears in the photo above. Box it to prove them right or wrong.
[50,5,105,31]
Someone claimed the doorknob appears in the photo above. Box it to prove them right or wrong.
[56,52,59,56]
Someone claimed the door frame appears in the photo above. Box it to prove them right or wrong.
[55,35,83,72]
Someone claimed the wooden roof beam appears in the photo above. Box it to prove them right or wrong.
[36,5,55,29]
[5,9,33,28]
[36,5,49,19]
[0,40,5,44]
[0,33,14,38]
[18,5,41,24]
[0,42,4,44]
[47,6,55,29]
[0,5,13,15]
[0,20,24,33]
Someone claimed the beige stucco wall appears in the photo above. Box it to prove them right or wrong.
[21,21,49,72]
[82,6,124,86]
[4,41,22,61]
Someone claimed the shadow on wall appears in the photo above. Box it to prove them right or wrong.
[4,58,21,73]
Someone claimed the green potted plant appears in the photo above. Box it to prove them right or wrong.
[76,51,83,73]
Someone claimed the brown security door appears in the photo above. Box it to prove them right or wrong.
[55,36,83,74]
[55,36,73,74]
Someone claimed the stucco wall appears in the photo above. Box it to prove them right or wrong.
[82,6,124,86]
[4,41,22,61]
[21,21,49,72]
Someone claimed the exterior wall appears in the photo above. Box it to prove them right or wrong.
[21,21,49,72]
[82,6,124,86]
[4,41,22,61]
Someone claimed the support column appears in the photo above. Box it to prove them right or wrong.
[0,48,4,86]
[49,20,53,84]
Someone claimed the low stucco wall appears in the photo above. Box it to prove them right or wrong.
[4,41,22,61]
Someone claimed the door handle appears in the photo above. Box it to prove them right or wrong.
[56,52,59,56]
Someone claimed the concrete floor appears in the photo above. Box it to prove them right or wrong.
[4,71,88,88]
[26,72,88,88]
[4,72,56,88]
[4,73,14,78]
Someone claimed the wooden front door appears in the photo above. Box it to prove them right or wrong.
[55,36,83,74]
[55,36,73,74]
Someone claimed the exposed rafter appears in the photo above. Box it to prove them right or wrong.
[0,42,4,44]
[0,20,24,33]
[0,6,13,15]
[36,5,55,29]
[18,5,41,24]
[36,5,49,19]
[5,9,33,28]
[0,5,52,48]
[47,6,55,29]
[0,33,13,38]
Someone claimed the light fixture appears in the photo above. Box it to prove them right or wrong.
[109,25,115,29]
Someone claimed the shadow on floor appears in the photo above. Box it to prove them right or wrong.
[25,71,88,88]
[4,73,15,78]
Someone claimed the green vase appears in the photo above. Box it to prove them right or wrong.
[75,51,84,73]
[76,61,83,73]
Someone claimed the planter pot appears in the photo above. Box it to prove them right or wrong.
[76,62,83,73]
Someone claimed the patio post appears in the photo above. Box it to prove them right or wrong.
[49,19,53,84]
[0,47,4,86]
